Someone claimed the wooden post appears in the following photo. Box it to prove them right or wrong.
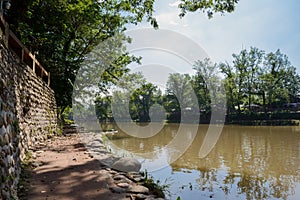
[41,67,43,78]
[3,16,9,48]
[0,14,9,47]
[21,49,24,62]
[32,54,35,73]
[48,72,51,86]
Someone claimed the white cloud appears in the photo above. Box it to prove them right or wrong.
[168,1,180,7]
[156,12,179,26]
[155,10,189,28]
[169,20,178,25]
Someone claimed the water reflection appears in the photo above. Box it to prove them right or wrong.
[105,124,300,199]
[104,123,200,170]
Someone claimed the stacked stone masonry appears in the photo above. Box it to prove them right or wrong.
[0,36,58,199]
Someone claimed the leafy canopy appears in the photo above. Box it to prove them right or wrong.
[6,0,240,110]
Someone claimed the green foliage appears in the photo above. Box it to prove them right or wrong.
[11,1,299,125]
[61,106,74,124]
[143,170,170,198]
[220,47,300,114]
[7,0,158,109]
[193,58,223,113]
[6,0,240,111]
[94,72,145,122]
[95,79,162,122]
[94,47,299,124]
[165,73,195,111]
[179,0,239,18]
[129,83,162,122]
[95,96,112,122]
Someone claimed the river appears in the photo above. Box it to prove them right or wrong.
[102,123,300,200]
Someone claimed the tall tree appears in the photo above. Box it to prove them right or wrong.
[110,72,146,122]
[232,47,264,111]
[6,0,240,112]
[220,47,300,113]
[219,62,237,114]
[130,83,161,122]
[231,49,249,113]
[261,49,299,109]
[7,0,157,111]
[192,58,223,114]
[166,73,196,111]
[95,95,112,122]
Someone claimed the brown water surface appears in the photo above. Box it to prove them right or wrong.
[104,124,300,200]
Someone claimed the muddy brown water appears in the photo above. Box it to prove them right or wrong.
[100,123,300,200]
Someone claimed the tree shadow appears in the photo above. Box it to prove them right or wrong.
[23,140,129,200]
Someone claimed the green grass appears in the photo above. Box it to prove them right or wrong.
[142,170,171,198]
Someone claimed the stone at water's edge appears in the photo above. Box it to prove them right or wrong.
[111,157,142,172]
[127,185,149,194]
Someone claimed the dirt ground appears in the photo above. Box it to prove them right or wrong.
[21,134,139,200]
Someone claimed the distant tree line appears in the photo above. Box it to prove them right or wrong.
[94,47,300,123]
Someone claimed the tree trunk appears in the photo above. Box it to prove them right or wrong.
[262,91,266,114]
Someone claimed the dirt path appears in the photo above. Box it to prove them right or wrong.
[22,134,162,200]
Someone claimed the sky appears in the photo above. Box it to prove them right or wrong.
[127,0,300,74]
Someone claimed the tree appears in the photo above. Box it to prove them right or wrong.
[220,47,300,114]
[219,62,237,114]
[231,49,250,113]
[261,49,299,109]
[94,72,165,123]
[232,47,264,112]
[179,0,239,18]
[130,83,162,122]
[95,95,112,122]
[71,33,139,124]
[7,0,158,111]
[165,73,200,123]
[110,72,146,122]
[6,0,240,113]
[243,48,264,110]
[193,58,223,114]
[166,73,196,111]
[220,48,265,113]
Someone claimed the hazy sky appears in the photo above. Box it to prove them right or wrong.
[127,0,300,74]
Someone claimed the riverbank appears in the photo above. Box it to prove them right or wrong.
[165,111,300,126]
[225,112,300,126]
[225,119,300,126]
[18,133,165,200]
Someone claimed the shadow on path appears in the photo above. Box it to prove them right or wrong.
[23,134,129,200]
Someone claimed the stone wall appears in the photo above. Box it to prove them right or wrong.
[0,34,58,199]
